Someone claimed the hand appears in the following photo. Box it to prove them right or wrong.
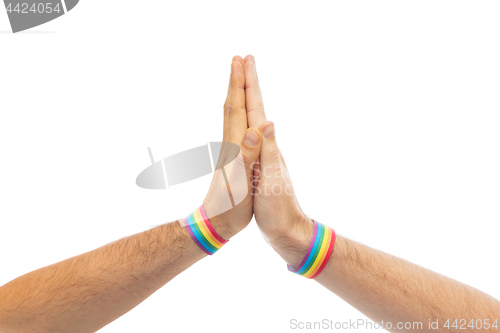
[202,56,263,240]
[242,55,314,268]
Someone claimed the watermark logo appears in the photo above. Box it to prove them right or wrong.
[3,0,79,33]
[136,143,240,190]
[137,143,244,219]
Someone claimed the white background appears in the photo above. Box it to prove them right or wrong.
[1,1,499,332]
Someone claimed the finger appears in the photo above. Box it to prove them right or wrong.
[221,127,263,209]
[257,121,294,194]
[223,59,248,145]
[244,54,258,80]
[241,128,263,190]
[258,120,280,169]
[244,55,267,129]
[224,56,246,108]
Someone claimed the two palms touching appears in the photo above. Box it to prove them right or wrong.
[203,55,312,265]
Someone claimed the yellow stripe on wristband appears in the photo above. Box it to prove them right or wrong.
[303,227,332,279]
[193,209,224,248]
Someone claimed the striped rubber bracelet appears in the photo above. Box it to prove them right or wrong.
[287,220,336,279]
[182,205,228,255]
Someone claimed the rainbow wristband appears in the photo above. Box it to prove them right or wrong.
[287,220,336,279]
[182,205,228,255]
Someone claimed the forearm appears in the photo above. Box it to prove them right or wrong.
[272,217,500,333]
[0,216,231,333]
[0,55,258,333]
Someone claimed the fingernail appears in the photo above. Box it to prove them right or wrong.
[263,124,275,139]
[245,130,259,147]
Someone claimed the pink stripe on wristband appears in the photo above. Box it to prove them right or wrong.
[309,229,336,279]
[199,205,228,245]
[287,220,335,279]
[183,217,213,256]
[287,220,319,273]
[183,205,228,255]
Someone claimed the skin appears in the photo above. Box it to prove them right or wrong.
[243,54,500,332]
[0,54,498,333]
[0,56,258,333]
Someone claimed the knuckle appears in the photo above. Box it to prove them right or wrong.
[224,103,246,114]
[247,105,265,116]
[240,151,252,166]
[266,146,280,160]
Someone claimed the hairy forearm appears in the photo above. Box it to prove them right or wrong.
[272,218,500,333]
[318,236,500,332]
[0,218,221,333]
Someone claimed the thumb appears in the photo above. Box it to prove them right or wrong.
[207,129,262,214]
[258,121,280,168]
[241,128,263,184]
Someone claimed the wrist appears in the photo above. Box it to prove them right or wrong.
[203,198,253,241]
[207,213,238,241]
[181,206,231,256]
[267,213,315,269]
